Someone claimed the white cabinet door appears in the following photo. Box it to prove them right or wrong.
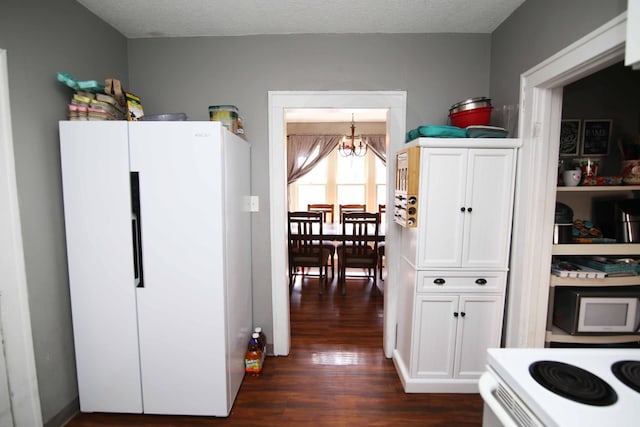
[463,149,515,269]
[454,295,503,379]
[417,148,514,269]
[413,293,503,380]
[129,122,229,415]
[413,295,458,378]
[59,121,143,413]
[417,148,466,268]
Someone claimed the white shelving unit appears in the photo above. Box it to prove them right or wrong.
[552,243,640,256]
[545,326,640,345]
[556,185,640,192]
[547,184,640,347]
[550,275,640,287]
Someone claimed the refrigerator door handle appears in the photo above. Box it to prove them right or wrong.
[131,172,144,288]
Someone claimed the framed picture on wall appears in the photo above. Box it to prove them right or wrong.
[559,119,581,157]
[581,119,612,156]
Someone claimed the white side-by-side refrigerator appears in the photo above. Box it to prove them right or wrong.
[59,121,252,416]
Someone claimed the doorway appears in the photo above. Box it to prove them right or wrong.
[505,13,627,347]
[286,108,387,215]
[268,91,407,357]
[0,48,42,426]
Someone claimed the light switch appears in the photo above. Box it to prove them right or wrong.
[247,196,259,212]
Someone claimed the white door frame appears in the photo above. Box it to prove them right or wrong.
[505,13,627,347]
[268,91,407,357]
[0,48,43,426]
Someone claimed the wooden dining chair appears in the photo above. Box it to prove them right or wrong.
[337,212,380,296]
[288,211,332,294]
[378,204,386,280]
[307,203,334,223]
[339,204,366,223]
[378,204,386,223]
[308,203,336,278]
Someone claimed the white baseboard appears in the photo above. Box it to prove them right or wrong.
[392,350,480,393]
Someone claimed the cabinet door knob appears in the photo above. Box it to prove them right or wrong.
[433,278,446,285]
[467,207,472,213]
[453,312,459,317]
[475,278,487,285]
[460,312,466,317]
[460,207,466,212]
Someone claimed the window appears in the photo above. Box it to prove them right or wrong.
[295,153,328,210]
[337,154,366,205]
[375,156,387,222]
[290,147,385,219]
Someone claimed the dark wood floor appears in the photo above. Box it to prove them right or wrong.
[66,271,483,426]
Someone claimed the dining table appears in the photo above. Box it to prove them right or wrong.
[304,222,386,242]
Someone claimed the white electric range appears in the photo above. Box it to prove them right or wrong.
[479,348,640,427]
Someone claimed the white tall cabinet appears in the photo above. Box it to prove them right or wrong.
[393,138,520,393]
[59,121,252,416]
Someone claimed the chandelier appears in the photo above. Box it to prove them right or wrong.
[338,114,367,157]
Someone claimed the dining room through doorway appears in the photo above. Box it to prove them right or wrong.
[268,91,407,358]
[285,107,388,347]
[286,109,387,218]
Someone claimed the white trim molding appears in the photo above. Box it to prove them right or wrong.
[0,48,43,426]
[268,91,406,357]
[505,13,627,348]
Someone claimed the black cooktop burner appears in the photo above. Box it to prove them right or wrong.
[529,360,617,406]
[612,360,640,393]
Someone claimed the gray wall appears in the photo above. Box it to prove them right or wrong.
[490,0,627,109]
[0,0,128,424]
[127,33,492,347]
[562,62,640,176]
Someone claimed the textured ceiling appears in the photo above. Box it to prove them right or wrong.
[76,0,525,38]
[76,0,525,122]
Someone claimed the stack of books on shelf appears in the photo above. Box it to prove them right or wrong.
[551,256,639,278]
[574,256,639,277]
[68,91,126,121]
[551,260,607,279]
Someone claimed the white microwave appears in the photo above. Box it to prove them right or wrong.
[553,287,640,335]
